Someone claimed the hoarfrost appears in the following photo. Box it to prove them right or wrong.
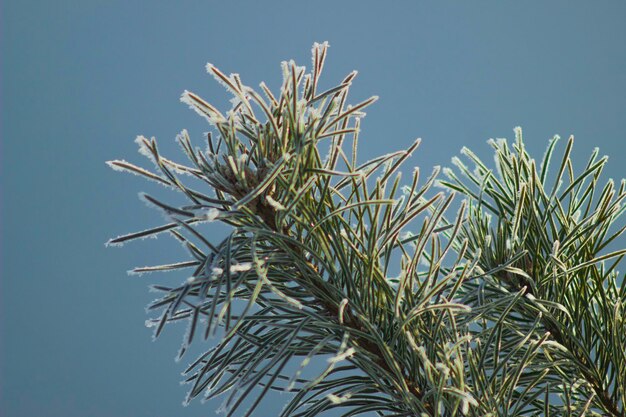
[306,105,323,120]
[472,165,486,180]
[338,298,349,324]
[400,231,417,248]
[265,195,286,211]
[461,393,478,415]
[327,393,352,405]
[106,159,171,187]
[205,63,240,95]
[441,167,455,179]
[127,268,145,277]
[106,160,127,173]
[134,135,154,159]
[228,95,242,109]
[311,41,329,70]
[327,347,355,364]
[180,90,226,127]
[202,208,220,222]
[451,156,464,170]
[394,194,405,208]
[435,362,450,376]
[230,262,252,273]
[104,238,124,248]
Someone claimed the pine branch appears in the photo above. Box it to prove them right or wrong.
[106,43,623,416]
[109,43,480,416]
[443,129,626,416]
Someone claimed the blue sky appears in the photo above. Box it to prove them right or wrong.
[2,2,626,416]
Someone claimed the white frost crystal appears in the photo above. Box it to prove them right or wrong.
[229,262,252,273]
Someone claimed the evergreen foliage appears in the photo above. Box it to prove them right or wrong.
[108,43,625,416]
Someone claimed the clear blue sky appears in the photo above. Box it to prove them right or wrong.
[2,2,625,416]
